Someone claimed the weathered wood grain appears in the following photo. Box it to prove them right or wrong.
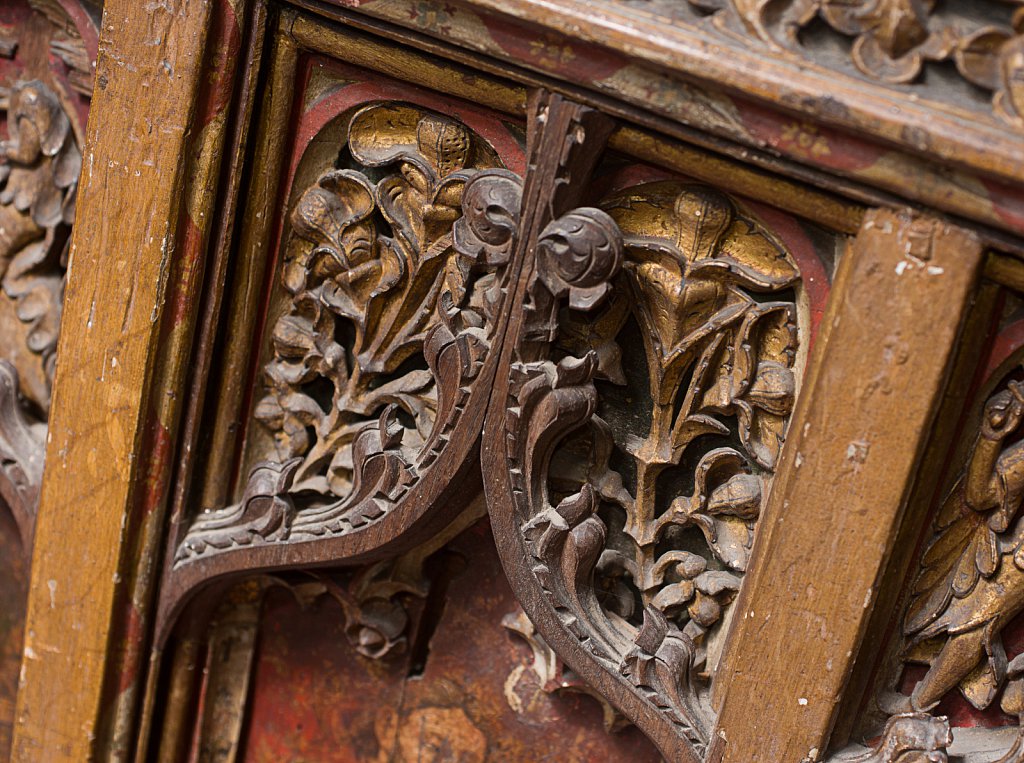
[708,209,986,762]
[10,0,214,758]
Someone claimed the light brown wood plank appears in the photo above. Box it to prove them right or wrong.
[709,209,985,762]
[10,1,213,758]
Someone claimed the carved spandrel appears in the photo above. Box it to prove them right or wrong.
[483,166,803,757]
[168,102,512,590]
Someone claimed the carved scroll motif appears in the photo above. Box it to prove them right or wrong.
[486,177,802,757]
[686,0,1024,127]
[896,370,1024,753]
[0,79,81,545]
[175,103,508,563]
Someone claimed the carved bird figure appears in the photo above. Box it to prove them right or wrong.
[904,377,1024,712]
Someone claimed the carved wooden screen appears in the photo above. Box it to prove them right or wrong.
[8,0,1024,762]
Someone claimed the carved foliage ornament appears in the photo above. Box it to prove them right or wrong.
[176,103,507,560]
[170,91,806,759]
[490,177,801,752]
[0,79,80,545]
[897,369,1024,759]
[689,0,1024,126]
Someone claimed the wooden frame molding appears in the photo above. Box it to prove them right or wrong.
[11,0,1024,759]
[11,0,222,758]
[708,209,986,762]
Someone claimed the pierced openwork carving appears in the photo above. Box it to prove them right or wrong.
[686,0,1024,126]
[0,79,80,545]
[902,369,1024,729]
[175,103,506,563]
[486,174,802,755]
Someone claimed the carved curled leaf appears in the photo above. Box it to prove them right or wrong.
[536,207,624,310]
[452,169,523,266]
[0,81,79,412]
[502,606,631,732]
[290,170,376,274]
[620,607,711,749]
[176,459,301,561]
[821,0,934,83]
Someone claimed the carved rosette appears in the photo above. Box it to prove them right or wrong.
[487,179,802,754]
[175,103,509,562]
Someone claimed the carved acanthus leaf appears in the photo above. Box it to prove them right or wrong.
[0,78,81,545]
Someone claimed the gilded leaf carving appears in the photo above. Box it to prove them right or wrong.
[177,103,506,560]
[495,179,802,751]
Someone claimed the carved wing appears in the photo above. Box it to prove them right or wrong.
[904,477,993,644]
[902,379,1024,711]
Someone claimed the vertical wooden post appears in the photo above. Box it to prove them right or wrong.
[709,209,985,762]
[10,1,214,759]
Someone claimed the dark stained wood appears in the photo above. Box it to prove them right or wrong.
[708,209,986,762]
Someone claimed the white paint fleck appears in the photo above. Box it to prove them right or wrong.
[846,440,870,464]
[798,697,808,706]
[795,452,804,468]
[47,579,56,609]
[927,265,944,276]
[895,260,909,276]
